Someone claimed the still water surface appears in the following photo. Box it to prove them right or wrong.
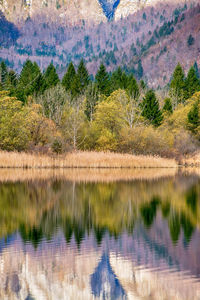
[1,172,200,299]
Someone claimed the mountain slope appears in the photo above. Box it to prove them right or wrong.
[0,0,199,88]
[1,0,197,24]
[0,11,20,47]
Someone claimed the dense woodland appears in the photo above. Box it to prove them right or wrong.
[0,58,200,157]
[0,2,200,88]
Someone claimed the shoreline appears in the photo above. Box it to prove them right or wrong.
[0,150,199,169]
[0,150,177,169]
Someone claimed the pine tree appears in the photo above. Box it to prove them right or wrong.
[193,61,200,79]
[163,98,173,114]
[142,90,163,126]
[31,62,45,94]
[185,66,200,98]
[70,75,81,100]
[127,75,139,99]
[44,63,59,90]
[137,60,144,80]
[76,59,90,93]
[4,70,18,93]
[188,101,199,130]
[140,80,146,90]
[16,60,44,101]
[0,61,8,88]
[110,67,128,91]
[95,63,110,96]
[62,62,76,92]
[170,63,186,104]
[187,34,195,47]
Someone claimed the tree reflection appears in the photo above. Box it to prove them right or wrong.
[140,197,160,228]
[169,214,181,244]
[0,176,199,248]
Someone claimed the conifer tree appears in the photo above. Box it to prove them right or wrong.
[76,59,90,93]
[70,75,81,100]
[16,60,43,101]
[44,63,59,90]
[4,70,18,93]
[185,66,200,98]
[95,63,110,96]
[142,90,163,126]
[137,60,144,80]
[194,61,200,79]
[110,67,128,91]
[140,80,147,90]
[31,62,45,94]
[170,63,186,104]
[127,75,139,99]
[163,98,173,114]
[62,62,76,92]
[0,61,8,88]
[188,101,199,130]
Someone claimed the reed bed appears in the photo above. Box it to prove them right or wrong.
[0,168,178,183]
[0,151,177,169]
[181,152,200,167]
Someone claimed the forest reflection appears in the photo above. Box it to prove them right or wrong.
[0,174,199,248]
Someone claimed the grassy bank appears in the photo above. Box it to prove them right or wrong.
[0,151,177,169]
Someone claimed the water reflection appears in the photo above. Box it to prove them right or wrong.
[0,173,200,299]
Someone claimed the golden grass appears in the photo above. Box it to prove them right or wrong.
[181,152,200,167]
[0,151,177,169]
[0,168,178,183]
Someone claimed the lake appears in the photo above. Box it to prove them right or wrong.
[0,170,200,299]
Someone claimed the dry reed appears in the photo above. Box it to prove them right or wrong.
[181,152,200,167]
[0,151,177,169]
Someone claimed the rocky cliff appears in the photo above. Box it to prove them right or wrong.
[1,0,196,25]
[0,0,106,24]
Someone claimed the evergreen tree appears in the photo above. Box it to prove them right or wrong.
[170,63,186,104]
[187,34,195,47]
[0,61,8,88]
[110,67,128,91]
[137,60,144,80]
[140,79,146,90]
[193,61,200,79]
[31,62,45,94]
[62,62,76,92]
[163,98,173,114]
[127,75,139,99]
[188,101,199,130]
[76,59,90,93]
[95,63,110,96]
[142,90,163,126]
[185,66,200,98]
[70,74,81,100]
[4,70,18,93]
[44,63,59,90]
[16,60,43,101]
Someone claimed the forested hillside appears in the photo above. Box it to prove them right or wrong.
[0,12,20,47]
[0,1,199,88]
